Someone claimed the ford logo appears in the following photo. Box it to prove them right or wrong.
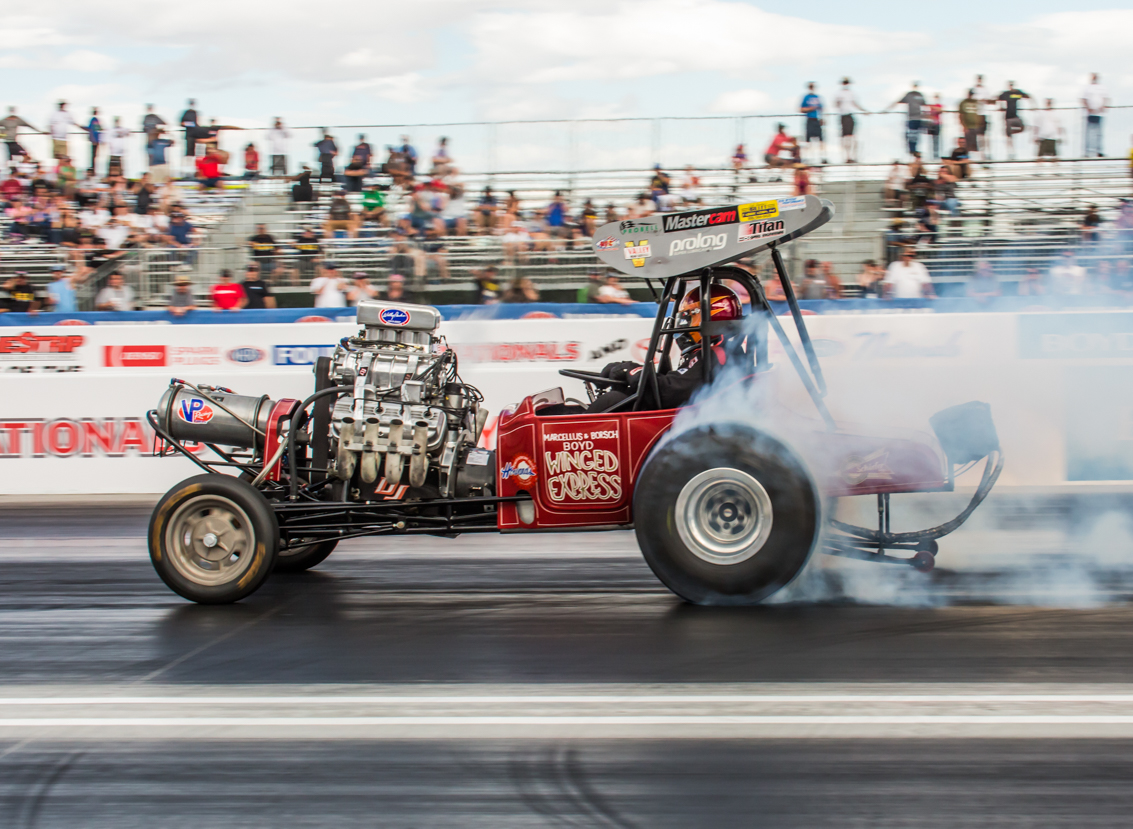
[227,347,265,364]
[379,308,410,326]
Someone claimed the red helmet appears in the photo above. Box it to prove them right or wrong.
[675,284,742,353]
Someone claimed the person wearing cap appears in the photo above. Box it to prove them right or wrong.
[310,261,348,308]
[167,275,199,317]
[293,224,322,282]
[210,268,246,311]
[0,271,43,313]
[379,273,406,302]
[46,263,83,314]
[242,262,275,310]
[347,271,379,306]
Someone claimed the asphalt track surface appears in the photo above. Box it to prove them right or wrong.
[4,502,1133,827]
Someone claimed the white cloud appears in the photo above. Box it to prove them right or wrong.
[58,50,119,72]
[708,89,773,114]
[0,16,72,49]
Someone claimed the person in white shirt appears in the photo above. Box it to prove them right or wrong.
[309,262,348,307]
[267,117,290,175]
[106,117,130,170]
[1049,250,1088,294]
[972,75,992,159]
[1081,73,1108,158]
[98,218,129,250]
[49,101,81,160]
[883,247,936,299]
[833,77,868,163]
[1033,99,1064,164]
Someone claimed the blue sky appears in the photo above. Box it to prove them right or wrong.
[1,1,1129,169]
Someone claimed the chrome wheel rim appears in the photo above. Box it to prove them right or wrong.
[674,468,773,565]
[165,495,257,586]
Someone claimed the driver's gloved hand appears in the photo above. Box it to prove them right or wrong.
[601,361,640,382]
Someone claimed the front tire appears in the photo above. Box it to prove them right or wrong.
[149,474,279,604]
[274,539,338,573]
[633,424,819,605]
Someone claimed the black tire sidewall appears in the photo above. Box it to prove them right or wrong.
[634,424,819,605]
[274,539,339,573]
[149,474,280,604]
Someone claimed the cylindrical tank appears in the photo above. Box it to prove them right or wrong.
[158,387,275,448]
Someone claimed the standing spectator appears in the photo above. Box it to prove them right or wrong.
[247,223,278,277]
[46,263,82,314]
[106,116,129,171]
[398,135,418,177]
[856,260,885,297]
[972,74,993,159]
[347,272,379,306]
[310,261,348,307]
[343,153,368,192]
[958,90,982,160]
[889,82,926,156]
[141,105,165,145]
[49,101,81,160]
[314,131,337,182]
[244,143,259,179]
[0,107,40,162]
[883,247,936,298]
[241,262,275,309]
[473,264,501,304]
[94,273,136,311]
[147,127,174,184]
[351,134,373,168]
[1034,100,1064,164]
[1049,250,1088,294]
[267,118,289,175]
[1081,74,1108,158]
[210,268,245,311]
[85,107,102,175]
[0,272,43,313]
[833,77,867,163]
[798,82,826,164]
[926,94,944,160]
[179,99,199,168]
[997,82,1030,160]
[167,275,199,317]
[597,273,634,305]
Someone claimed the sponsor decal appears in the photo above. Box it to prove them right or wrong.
[451,342,581,363]
[595,236,619,250]
[176,398,215,424]
[520,311,558,320]
[170,346,220,366]
[374,479,410,500]
[623,240,651,267]
[737,200,779,222]
[662,206,739,233]
[1,364,82,374]
[296,315,332,323]
[54,319,90,326]
[501,453,537,488]
[588,338,628,361]
[619,220,659,235]
[0,417,153,458]
[843,449,893,485]
[227,347,266,364]
[737,219,786,244]
[777,196,807,211]
[541,424,623,504]
[379,307,410,326]
[103,345,167,368]
[669,231,728,257]
[852,332,961,360]
[1018,315,1133,360]
[274,345,336,366]
[0,333,84,361]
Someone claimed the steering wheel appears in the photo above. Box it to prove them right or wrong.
[558,369,631,388]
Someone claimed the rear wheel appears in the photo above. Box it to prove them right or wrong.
[149,474,279,604]
[633,424,819,605]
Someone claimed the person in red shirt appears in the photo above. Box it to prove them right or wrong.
[763,123,799,177]
[1,173,22,200]
[209,269,245,311]
[244,143,259,180]
[195,148,223,189]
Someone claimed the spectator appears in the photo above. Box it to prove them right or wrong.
[799,82,826,164]
[56,156,77,197]
[290,166,314,204]
[678,166,700,204]
[49,101,81,160]
[210,269,245,311]
[244,143,259,179]
[597,273,634,305]
[997,82,1031,160]
[420,225,450,281]
[884,160,908,205]
[935,164,960,217]
[441,184,468,236]
[1,107,40,162]
[967,260,1001,302]
[314,131,337,183]
[546,190,568,233]
[324,189,357,237]
[398,135,418,177]
[167,210,195,257]
[86,107,101,175]
[958,90,982,160]
[360,184,387,226]
[343,153,368,192]
[926,94,944,160]
[1017,267,1045,296]
[889,82,926,156]
[106,116,129,171]
[293,225,322,281]
[473,265,501,304]
[821,261,843,298]
[380,273,406,302]
[800,259,825,299]
[247,223,278,277]
[431,137,451,176]
[946,136,971,179]
[179,99,198,169]
[0,272,43,313]
[1081,73,1108,158]
[195,147,223,189]
[972,75,993,157]
[141,105,165,146]
[731,144,747,176]
[1026,98,1059,163]
[347,271,379,306]
[856,260,884,296]
[1081,205,1102,245]
[241,262,275,309]
[502,276,540,303]
[476,186,498,232]
[581,269,604,303]
[1049,250,1088,294]
[147,126,174,184]
[46,263,82,314]
[267,118,290,175]
[94,272,136,311]
[98,214,129,250]
[883,246,936,298]
[833,77,867,163]
[763,123,798,177]
[310,262,348,307]
[167,274,198,316]
[352,134,373,168]
[793,164,811,197]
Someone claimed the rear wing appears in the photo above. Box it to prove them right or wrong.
[592,194,834,279]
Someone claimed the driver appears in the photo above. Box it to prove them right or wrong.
[586,284,743,412]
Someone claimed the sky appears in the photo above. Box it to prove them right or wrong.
[1,1,1130,169]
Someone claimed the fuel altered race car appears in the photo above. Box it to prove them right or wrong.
[147,195,1002,604]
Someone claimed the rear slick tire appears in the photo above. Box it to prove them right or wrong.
[149,474,279,604]
[633,424,819,605]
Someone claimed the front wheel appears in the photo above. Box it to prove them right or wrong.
[149,474,279,604]
[633,424,819,605]
[274,539,338,573]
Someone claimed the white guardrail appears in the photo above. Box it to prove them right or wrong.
[1,311,1131,494]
